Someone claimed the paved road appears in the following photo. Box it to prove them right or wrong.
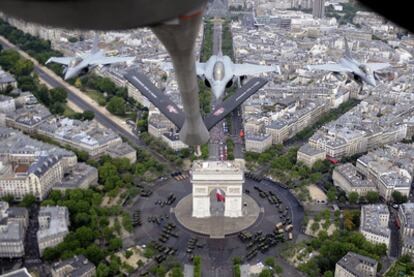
[0,36,176,170]
[389,207,401,258]
[231,106,245,159]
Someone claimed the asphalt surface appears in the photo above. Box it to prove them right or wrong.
[0,37,176,170]
[130,177,304,277]
[231,106,245,159]
[388,206,401,258]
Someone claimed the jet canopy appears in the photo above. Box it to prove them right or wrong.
[213,61,225,81]
[359,64,371,74]
[69,58,82,68]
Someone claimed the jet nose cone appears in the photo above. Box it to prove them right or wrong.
[368,76,377,87]
[211,85,224,99]
[64,69,75,80]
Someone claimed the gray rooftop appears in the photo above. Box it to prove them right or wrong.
[37,206,69,241]
[298,143,325,156]
[399,203,414,229]
[52,255,95,277]
[361,204,390,238]
[334,163,376,188]
[337,252,378,277]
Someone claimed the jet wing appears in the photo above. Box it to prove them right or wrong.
[233,63,280,76]
[307,63,352,73]
[89,56,135,66]
[366,63,391,71]
[196,62,206,76]
[204,78,268,130]
[46,57,73,66]
[124,70,185,130]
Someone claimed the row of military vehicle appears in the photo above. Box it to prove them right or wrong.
[147,214,170,225]
[150,240,177,263]
[158,223,178,243]
[238,231,285,261]
[154,193,176,207]
[132,210,142,226]
[171,171,189,181]
[186,237,205,258]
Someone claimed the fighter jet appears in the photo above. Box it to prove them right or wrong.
[307,38,390,88]
[46,36,135,80]
[196,51,280,99]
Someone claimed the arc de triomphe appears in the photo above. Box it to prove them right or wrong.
[191,160,244,218]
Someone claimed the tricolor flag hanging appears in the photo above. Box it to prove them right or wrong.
[216,189,225,202]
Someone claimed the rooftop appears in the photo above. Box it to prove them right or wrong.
[337,252,378,277]
[52,255,95,277]
[361,204,390,238]
[37,206,69,241]
[399,203,414,229]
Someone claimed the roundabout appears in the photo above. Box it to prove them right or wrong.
[130,175,304,275]
[173,193,261,238]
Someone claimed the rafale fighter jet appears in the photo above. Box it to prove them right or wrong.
[46,36,135,80]
[197,51,280,99]
[307,38,390,88]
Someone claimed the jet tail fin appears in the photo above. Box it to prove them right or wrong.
[344,37,352,59]
[91,33,99,54]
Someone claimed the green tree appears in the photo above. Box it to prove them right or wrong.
[327,187,336,202]
[42,247,60,261]
[274,264,283,274]
[392,191,407,204]
[259,269,273,277]
[324,271,334,277]
[49,87,67,103]
[366,191,380,203]
[193,256,201,277]
[264,257,275,268]
[348,192,359,204]
[14,59,34,76]
[20,194,36,207]
[85,244,106,265]
[109,238,122,251]
[106,96,126,116]
[312,160,331,174]
[311,222,320,232]
[96,262,110,277]
[50,102,65,114]
[82,110,95,120]
[1,194,14,204]
[75,226,95,247]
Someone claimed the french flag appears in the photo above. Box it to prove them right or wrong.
[216,189,225,202]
